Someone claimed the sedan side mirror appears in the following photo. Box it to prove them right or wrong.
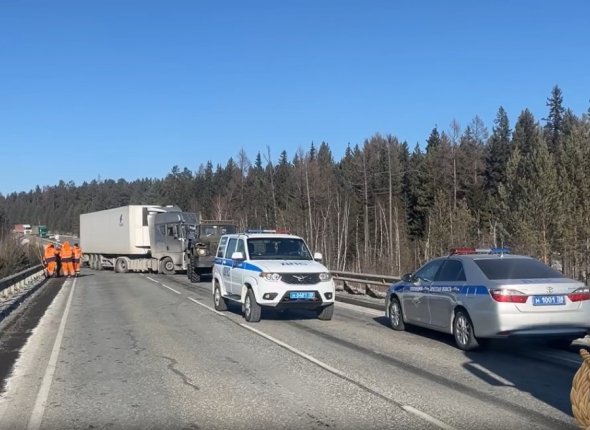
[313,252,323,261]
[401,273,414,282]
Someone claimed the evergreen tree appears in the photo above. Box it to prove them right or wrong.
[544,85,565,153]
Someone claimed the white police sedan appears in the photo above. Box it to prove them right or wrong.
[385,248,590,350]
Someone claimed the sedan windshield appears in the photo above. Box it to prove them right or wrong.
[247,238,312,260]
[474,258,564,280]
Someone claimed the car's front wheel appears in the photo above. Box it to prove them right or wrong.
[213,284,228,311]
[244,289,261,322]
[317,304,334,321]
[453,309,480,351]
[388,296,405,331]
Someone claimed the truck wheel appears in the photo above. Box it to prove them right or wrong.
[189,270,201,283]
[188,256,200,283]
[244,289,261,322]
[160,257,175,275]
[96,256,103,271]
[317,304,334,321]
[186,257,193,280]
[115,257,128,273]
[213,284,228,311]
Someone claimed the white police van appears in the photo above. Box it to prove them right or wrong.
[212,230,335,322]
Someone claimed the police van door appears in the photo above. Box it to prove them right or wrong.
[428,259,466,330]
[403,259,443,325]
[223,238,238,294]
[229,238,247,295]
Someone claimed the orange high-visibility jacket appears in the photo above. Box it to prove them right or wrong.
[43,244,56,263]
[73,245,82,260]
[60,242,73,262]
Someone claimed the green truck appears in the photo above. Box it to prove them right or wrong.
[186,220,237,282]
[31,225,49,238]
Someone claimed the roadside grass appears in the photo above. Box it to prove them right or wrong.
[0,231,44,279]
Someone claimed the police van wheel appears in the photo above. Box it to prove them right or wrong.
[388,297,405,331]
[213,285,228,311]
[317,304,334,321]
[244,289,261,322]
[453,309,480,351]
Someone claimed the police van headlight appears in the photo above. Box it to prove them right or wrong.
[319,272,332,281]
[260,272,282,281]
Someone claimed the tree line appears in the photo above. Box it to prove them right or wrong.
[1,86,589,281]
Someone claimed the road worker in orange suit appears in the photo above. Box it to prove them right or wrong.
[60,241,74,277]
[43,243,57,277]
[72,243,82,277]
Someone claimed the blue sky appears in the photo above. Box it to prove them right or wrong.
[1,0,589,195]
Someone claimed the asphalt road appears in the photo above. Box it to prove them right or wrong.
[0,269,582,429]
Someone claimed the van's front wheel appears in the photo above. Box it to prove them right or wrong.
[243,289,261,322]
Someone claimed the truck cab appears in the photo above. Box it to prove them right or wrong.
[186,220,237,282]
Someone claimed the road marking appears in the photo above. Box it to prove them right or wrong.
[465,363,515,387]
[161,284,181,295]
[402,405,455,430]
[187,297,224,316]
[185,294,455,430]
[27,278,77,430]
[144,276,181,295]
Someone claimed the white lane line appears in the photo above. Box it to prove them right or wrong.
[402,405,455,430]
[144,275,181,295]
[465,363,515,387]
[187,297,224,316]
[27,278,77,430]
[161,284,181,295]
[186,295,455,430]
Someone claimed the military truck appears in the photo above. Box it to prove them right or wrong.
[186,220,237,282]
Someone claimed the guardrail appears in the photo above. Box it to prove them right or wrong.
[0,264,45,299]
[331,270,400,298]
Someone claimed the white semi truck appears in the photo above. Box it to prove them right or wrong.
[80,205,198,274]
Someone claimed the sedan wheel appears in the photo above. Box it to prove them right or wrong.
[453,310,480,351]
[388,297,405,331]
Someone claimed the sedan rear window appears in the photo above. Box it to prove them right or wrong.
[474,258,564,280]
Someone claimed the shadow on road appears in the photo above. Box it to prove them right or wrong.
[373,315,581,416]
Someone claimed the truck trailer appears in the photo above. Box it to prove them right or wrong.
[80,205,198,274]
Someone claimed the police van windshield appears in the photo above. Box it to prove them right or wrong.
[474,258,564,280]
[247,238,312,260]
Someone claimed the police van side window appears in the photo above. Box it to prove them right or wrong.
[217,237,228,258]
[435,260,466,282]
[236,239,246,255]
[226,238,238,259]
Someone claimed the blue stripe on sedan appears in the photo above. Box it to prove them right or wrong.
[394,284,489,295]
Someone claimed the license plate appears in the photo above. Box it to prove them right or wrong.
[289,291,315,300]
[532,295,565,306]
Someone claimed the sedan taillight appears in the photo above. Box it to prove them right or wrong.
[568,287,590,302]
[490,289,529,303]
